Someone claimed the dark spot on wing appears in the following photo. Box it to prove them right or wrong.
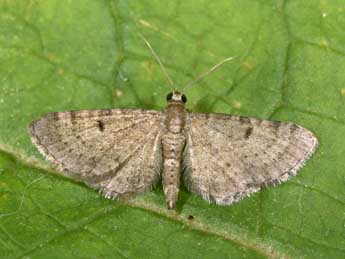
[187,215,194,220]
[244,127,253,139]
[97,120,105,132]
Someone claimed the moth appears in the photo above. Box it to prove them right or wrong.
[28,36,318,209]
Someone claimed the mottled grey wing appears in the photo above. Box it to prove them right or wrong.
[183,113,318,205]
[29,109,163,199]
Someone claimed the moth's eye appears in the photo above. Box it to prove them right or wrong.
[166,92,173,101]
[181,94,187,103]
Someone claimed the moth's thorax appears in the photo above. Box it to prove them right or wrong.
[164,101,186,133]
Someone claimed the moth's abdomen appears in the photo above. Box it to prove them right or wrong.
[161,132,185,209]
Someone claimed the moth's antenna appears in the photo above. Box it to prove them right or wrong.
[182,56,236,90]
[138,33,174,87]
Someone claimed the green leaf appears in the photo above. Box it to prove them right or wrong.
[1,1,344,258]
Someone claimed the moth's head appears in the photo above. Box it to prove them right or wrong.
[166,91,187,104]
